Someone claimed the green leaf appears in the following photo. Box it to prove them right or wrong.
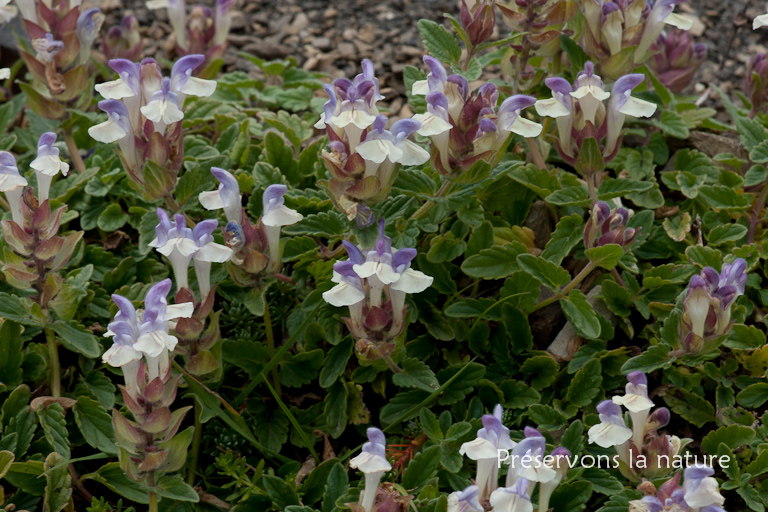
[38,403,70,459]
[582,468,623,495]
[560,420,584,456]
[663,389,715,427]
[321,463,348,512]
[575,137,605,176]
[262,474,301,509]
[417,20,462,64]
[746,449,768,477]
[282,211,347,237]
[97,203,129,232]
[461,242,526,280]
[560,290,601,340]
[0,320,24,389]
[736,383,768,408]
[749,139,768,163]
[541,214,584,265]
[419,409,443,441]
[621,344,672,373]
[402,445,442,490]
[737,484,764,512]
[43,452,72,512]
[0,293,43,326]
[545,186,591,207]
[528,404,567,431]
[324,381,348,438]
[49,320,101,358]
[701,425,756,454]
[436,363,485,405]
[549,481,593,512]
[500,381,541,409]
[319,338,354,388]
[155,474,200,502]
[560,35,588,70]
[654,110,689,138]
[79,463,149,504]
[566,359,602,407]
[520,356,559,390]
[584,244,624,270]
[0,450,13,480]
[73,396,118,455]
[597,179,653,200]
[393,358,439,392]
[707,224,748,246]
[697,185,752,210]
[517,254,571,291]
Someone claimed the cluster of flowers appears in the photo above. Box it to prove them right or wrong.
[534,62,657,170]
[0,133,80,299]
[583,201,640,252]
[13,0,103,117]
[412,56,542,175]
[89,55,217,199]
[103,279,195,482]
[147,0,233,75]
[579,0,693,79]
[315,59,429,226]
[588,372,690,481]
[322,219,433,365]
[629,465,726,512]
[678,259,747,355]
[196,167,303,286]
[458,405,570,512]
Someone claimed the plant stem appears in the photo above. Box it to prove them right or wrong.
[382,354,403,373]
[526,137,548,170]
[148,471,158,512]
[586,172,597,203]
[45,327,61,397]
[410,179,454,221]
[0,195,9,211]
[186,399,203,485]
[748,183,768,243]
[63,127,86,174]
[263,303,281,397]
[527,262,594,313]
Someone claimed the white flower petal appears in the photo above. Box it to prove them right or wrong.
[157,238,199,258]
[612,394,654,414]
[0,173,28,192]
[262,205,303,227]
[102,343,143,367]
[755,13,768,29]
[664,12,693,30]
[413,112,452,136]
[141,99,184,124]
[508,117,543,138]
[195,242,233,263]
[0,68,10,80]
[146,0,170,9]
[198,190,225,210]
[95,79,136,100]
[357,139,395,164]
[88,119,128,143]
[459,438,499,460]
[587,422,633,448]
[134,331,175,357]
[166,302,195,320]
[30,155,64,177]
[618,96,657,118]
[411,80,430,95]
[349,452,392,473]
[354,261,399,285]
[685,477,725,508]
[394,140,430,166]
[322,282,365,307]
[535,98,570,118]
[571,85,611,102]
[333,109,376,130]
[180,76,217,98]
[391,268,433,294]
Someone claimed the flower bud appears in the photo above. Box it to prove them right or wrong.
[460,0,496,47]
[102,16,143,61]
[746,52,768,115]
[583,201,640,252]
[649,29,706,93]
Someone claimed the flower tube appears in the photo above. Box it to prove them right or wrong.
[349,427,392,512]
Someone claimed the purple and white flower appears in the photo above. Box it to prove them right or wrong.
[0,152,27,226]
[349,427,392,512]
[30,132,69,203]
[459,404,515,500]
[489,479,533,512]
[0,0,17,24]
[76,7,104,65]
[147,0,187,49]
[630,465,726,512]
[588,400,633,450]
[448,485,483,512]
[262,184,303,273]
[199,167,242,224]
[636,0,694,62]
[612,371,655,449]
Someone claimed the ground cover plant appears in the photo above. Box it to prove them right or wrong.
[1,0,768,511]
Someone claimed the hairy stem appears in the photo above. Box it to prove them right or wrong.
[148,471,158,512]
[382,354,403,373]
[186,399,203,485]
[45,327,61,397]
[748,183,768,243]
[410,180,454,221]
[526,137,548,170]
[263,303,282,397]
[586,172,597,203]
[528,262,594,313]
[63,127,86,174]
